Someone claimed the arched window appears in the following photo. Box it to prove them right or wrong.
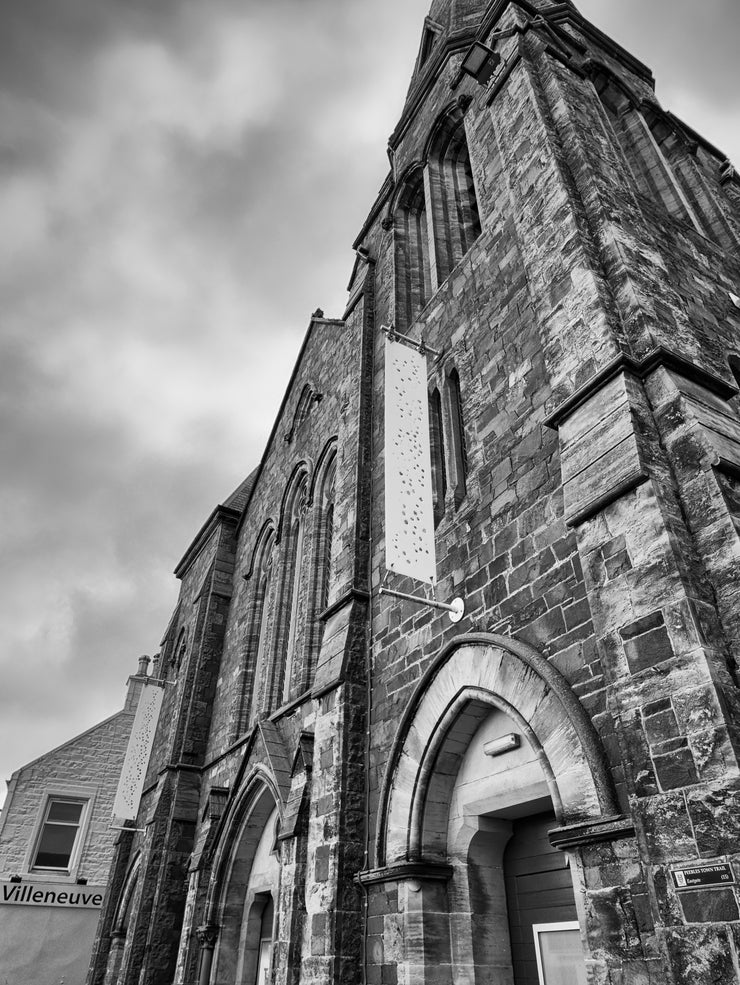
[592,69,701,231]
[315,455,336,621]
[173,628,187,676]
[394,167,432,331]
[297,448,338,694]
[243,527,275,729]
[273,475,308,708]
[426,107,481,285]
[447,367,468,507]
[429,388,446,525]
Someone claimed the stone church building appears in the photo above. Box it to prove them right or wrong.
[88,1,740,983]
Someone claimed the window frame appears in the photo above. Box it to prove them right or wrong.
[447,366,468,508]
[26,790,94,879]
[532,920,587,985]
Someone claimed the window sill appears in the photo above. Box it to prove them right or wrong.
[25,870,79,884]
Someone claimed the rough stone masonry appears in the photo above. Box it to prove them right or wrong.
[87,1,740,984]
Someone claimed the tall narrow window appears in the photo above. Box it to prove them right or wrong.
[394,168,432,331]
[448,368,468,507]
[275,476,308,707]
[303,453,336,692]
[593,71,700,230]
[429,388,446,525]
[316,459,336,618]
[427,108,481,285]
[643,110,737,249]
[245,528,275,727]
[32,798,86,871]
[283,514,304,703]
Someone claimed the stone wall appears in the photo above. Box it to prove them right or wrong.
[87,2,740,985]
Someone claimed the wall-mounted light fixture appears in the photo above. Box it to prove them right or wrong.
[483,733,520,757]
[461,42,501,86]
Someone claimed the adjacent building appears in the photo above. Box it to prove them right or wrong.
[88,1,740,984]
[0,658,150,984]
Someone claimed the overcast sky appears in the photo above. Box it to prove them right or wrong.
[1,0,739,808]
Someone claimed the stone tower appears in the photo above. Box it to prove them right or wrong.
[89,2,740,984]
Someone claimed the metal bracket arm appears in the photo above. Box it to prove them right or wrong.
[378,587,465,623]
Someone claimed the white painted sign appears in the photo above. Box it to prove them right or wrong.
[384,337,436,584]
[112,682,164,820]
[0,880,104,908]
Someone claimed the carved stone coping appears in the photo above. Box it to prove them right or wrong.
[357,861,453,888]
[544,347,737,430]
[548,815,635,851]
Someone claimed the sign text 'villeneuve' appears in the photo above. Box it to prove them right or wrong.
[1,880,104,908]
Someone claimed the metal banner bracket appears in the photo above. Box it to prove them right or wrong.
[381,324,441,358]
[378,586,465,624]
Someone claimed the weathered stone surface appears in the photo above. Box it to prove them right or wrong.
[82,3,740,985]
[678,889,739,924]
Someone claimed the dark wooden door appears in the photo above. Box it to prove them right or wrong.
[503,812,579,985]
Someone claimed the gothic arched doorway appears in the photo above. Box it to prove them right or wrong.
[375,634,626,985]
[210,784,280,985]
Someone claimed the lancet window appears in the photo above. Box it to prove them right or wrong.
[426,107,481,285]
[391,107,481,329]
[394,168,432,331]
[429,387,447,525]
[243,526,276,729]
[592,69,702,231]
[274,474,308,707]
[303,450,337,690]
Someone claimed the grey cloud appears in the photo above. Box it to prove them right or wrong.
[1,0,736,803]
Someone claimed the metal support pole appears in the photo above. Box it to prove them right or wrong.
[378,587,465,623]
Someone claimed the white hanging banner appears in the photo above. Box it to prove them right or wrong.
[112,683,164,820]
[384,336,436,584]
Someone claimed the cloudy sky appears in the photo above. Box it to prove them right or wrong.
[1,0,739,807]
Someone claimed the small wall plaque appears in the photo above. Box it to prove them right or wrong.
[672,864,735,889]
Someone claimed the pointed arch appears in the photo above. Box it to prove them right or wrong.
[589,63,702,231]
[276,461,312,544]
[303,442,337,690]
[424,104,481,284]
[393,162,432,331]
[103,852,142,984]
[205,774,282,985]
[428,386,446,525]
[112,852,142,935]
[376,633,620,867]
[446,366,468,507]
[271,468,310,708]
[240,522,276,730]
[284,384,322,444]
